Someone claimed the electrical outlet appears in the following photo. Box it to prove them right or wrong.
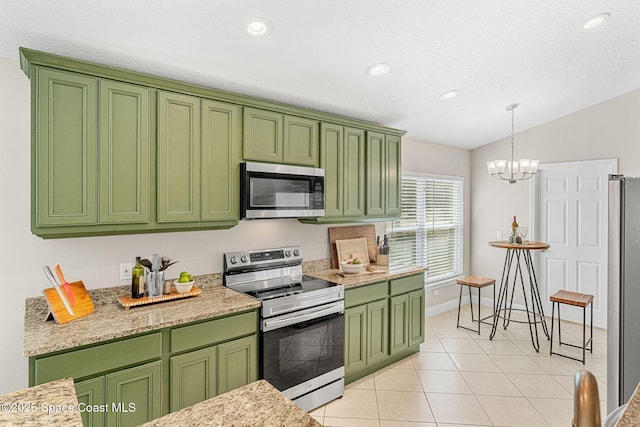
[433,290,439,297]
[120,263,132,280]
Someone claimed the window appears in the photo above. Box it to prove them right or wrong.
[386,173,463,288]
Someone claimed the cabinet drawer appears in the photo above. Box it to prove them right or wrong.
[390,274,424,296]
[171,311,258,354]
[34,332,162,384]
[345,281,388,308]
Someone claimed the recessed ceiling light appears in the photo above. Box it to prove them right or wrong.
[440,90,460,101]
[583,13,610,29]
[246,17,274,37]
[366,63,390,76]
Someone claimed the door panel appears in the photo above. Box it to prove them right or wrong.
[366,131,385,216]
[105,361,161,427]
[345,305,367,376]
[344,127,365,217]
[243,108,282,162]
[157,92,200,222]
[320,123,344,217]
[217,335,257,394]
[284,116,319,166]
[99,80,150,224]
[201,99,241,221]
[367,299,388,365]
[536,159,616,327]
[75,377,105,427]
[36,67,97,226]
[170,346,216,412]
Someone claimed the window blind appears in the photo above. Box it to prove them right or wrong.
[386,173,463,287]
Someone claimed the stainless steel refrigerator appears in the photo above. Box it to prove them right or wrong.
[608,174,640,413]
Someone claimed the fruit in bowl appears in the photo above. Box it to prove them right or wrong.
[340,258,364,274]
[174,271,194,293]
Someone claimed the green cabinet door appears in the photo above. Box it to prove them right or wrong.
[284,115,319,166]
[343,127,366,217]
[105,361,162,427]
[157,91,201,223]
[99,80,151,224]
[366,131,385,217]
[35,67,98,227]
[243,107,283,163]
[345,305,367,376]
[75,377,105,427]
[320,123,344,217]
[409,289,425,347]
[367,299,389,365]
[217,335,258,394]
[201,99,242,222]
[389,293,410,356]
[170,346,217,412]
[385,134,401,217]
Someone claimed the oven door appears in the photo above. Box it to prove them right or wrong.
[261,301,344,396]
[241,162,325,219]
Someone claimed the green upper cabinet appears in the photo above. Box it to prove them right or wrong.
[366,131,402,218]
[320,124,365,219]
[201,99,242,222]
[243,107,282,163]
[320,123,344,217]
[244,107,319,166]
[283,115,319,166]
[157,91,201,223]
[34,67,98,227]
[99,80,151,224]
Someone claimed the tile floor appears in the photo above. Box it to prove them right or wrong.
[308,305,608,427]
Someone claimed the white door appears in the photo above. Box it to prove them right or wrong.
[534,159,617,328]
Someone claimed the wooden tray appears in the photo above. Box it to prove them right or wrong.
[117,287,202,309]
[43,281,95,324]
[328,225,378,268]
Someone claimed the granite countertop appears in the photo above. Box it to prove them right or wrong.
[139,380,322,427]
[0,378,82,426]
[24,274,261,357]
[616,383,640,426]
[306,264,427,289]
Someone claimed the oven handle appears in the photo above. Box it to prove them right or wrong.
[262,301,344,332]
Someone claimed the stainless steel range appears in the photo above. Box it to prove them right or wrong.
[223,246,345,411]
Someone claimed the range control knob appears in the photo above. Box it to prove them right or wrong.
[284,251,291,257]
[229,256,237,264]
[293,249,300,257]
[240,255,248,263]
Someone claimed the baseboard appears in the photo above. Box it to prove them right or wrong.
[425,295,527,318]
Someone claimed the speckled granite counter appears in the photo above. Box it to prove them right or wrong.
[24,274,260,357]
[617,383,640,426]
[139,380,322,427]
[0,378,82,426]
[306,265,427,289]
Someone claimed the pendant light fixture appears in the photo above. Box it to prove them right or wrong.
[486,103,539,183]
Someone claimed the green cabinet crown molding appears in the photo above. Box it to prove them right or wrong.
[20,47,406,137]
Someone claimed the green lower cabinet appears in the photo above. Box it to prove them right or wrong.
[170,347,217,412]
[345,305,367,376]
[105,361,162,427]
[390,294,410,355]
[217,335,258,394]
[409,289,425,346]
[344,299,389,378]
[75,377,105,427]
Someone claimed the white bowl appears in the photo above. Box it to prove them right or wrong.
[340,262,364,274]
[173,280,194,293]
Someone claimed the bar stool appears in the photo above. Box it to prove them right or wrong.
[456,276,496,335]
[549,290,594,364]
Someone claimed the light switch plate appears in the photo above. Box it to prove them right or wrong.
[120,263,132,280]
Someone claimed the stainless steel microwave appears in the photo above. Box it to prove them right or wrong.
[240,162,325,219]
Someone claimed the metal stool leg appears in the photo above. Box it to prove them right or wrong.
[550,301,555,356]
[456,284,463,329]
[477,287,482,335]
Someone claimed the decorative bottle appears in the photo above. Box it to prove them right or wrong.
[131,256,144,298]
[511,216,520,243]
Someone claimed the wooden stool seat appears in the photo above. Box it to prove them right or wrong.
[456,276,496,335]
[550,290,593,307]
[549,290,594,364]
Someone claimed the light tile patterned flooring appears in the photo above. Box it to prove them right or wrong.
[308,305,608,427]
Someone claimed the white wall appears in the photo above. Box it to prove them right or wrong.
[470,89,640,287]
[399,137,472,311]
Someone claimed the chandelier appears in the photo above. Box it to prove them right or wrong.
[486,103,539,183]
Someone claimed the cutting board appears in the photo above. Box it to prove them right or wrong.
[43,281,95,324]
[328,225,378,268]
[335,238,370,265]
